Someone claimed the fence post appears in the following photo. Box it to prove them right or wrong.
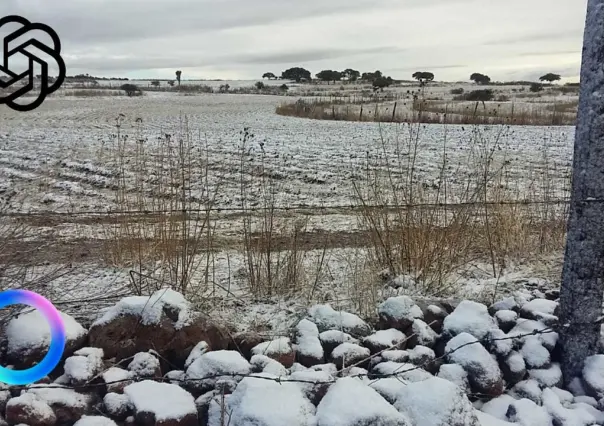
[392,102,397,122]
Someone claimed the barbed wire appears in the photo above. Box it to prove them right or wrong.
[7,326,555,392]
[0,197,587,219]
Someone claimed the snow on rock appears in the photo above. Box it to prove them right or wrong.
[216,374,316,426]
[184,341,210,369]
[73,416,118,426]
[582,355,604,398]
[101,367,133,393]
[552,387,575,406]
[370,378,407,404]
[5,392,57,426]
[506,398,551,426]
[508,319,558,351]
[362,329,407,354]
[520,336,550,369]
[443,301,497,340]
[511,379,543,405]
[378,296,424,331]
[124,380,197,425]
[64,347,104,386]
[409,319,438,348]
[500,351,527,386]
[519,299,558,325]
[127,352,161,378]
[250,354,288,376]
[569,377,588,397]
[574,395,598,407]
[289,369,334,406]
[26,385,93,424]
[103,392,133,420]
[475,411,515,426]
[92,288,192,329]
[407,345,436,368]
[542,388,600,426]
[438,363,470,394]
[319,330,359,356]
[317,377,412,426]
[489,297,519,315]
[494,310,518,333]
[185,350,251,393]
[330,342,370,369]
[4,308,87,368]
[294,319,324,367]
[483,329,513,358]
[445,332,504,396]
[529,362,563,388]
[251,337,295,367]
[370,362,433,383]
[394,377,480,426]
[381,350,410,363]
[480,394,516,420]
[309,304,372,337]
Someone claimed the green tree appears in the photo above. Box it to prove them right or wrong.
[175,70,182,86]
[530,83,544,92]
[281,67,312,83]
[263,72,277,80]
[342,69,360,82]
[167,80,175,87]
[255,81,266,90]
[120,84,141,97]
[151,80,160,88]
[412,71,435,86]
[539,73,562,83]
[361,71,383,82]
[316,70,342,84]
[372,76,393,91]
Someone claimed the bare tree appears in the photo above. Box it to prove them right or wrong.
[559,0,604,385]
[176,70,182,87]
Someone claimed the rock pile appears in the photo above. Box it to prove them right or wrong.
[2,286,604,425]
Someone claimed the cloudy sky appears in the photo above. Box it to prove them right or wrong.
[1,0,587,82]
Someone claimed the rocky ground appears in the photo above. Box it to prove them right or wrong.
[1,285,604,426]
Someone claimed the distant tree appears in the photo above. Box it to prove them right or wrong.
[470,73,491,85]
[530,82,544,92]
[412,71,435,86]
[280,84,289,91]
[263,72,277,80]
[120,84,141,97]
[168,80,175,87]
[281,67,312,83]
[151,80,160,87]
[539,73,562,83]
[450,87,464,95]
[219,84,230,93]
[461,89,494,102]
[255,81,265,90]
[175,70,182,86]
[316,70,343,84]
[361,70,383,82]
[372,76,393,91]
[342,69,361,82]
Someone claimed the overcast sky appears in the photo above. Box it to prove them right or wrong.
[0,0,587,82]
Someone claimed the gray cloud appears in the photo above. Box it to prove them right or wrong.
[229,46,404,65]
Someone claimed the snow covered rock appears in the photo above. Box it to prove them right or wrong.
[519,299,558,326]
[227,331,266,359]
[103,392,133,421]
[89,289,229,367]
[483,329,513,358]
[26,385,95,424]
[494,310,518,334]
[407,345,436,370]
[362,329,406,354]
[127,352,161,378]
[317,377,412,426]
[124,380,197,426]
[378,296,424,331]
[101,367,133,394]
[445,333,504,396]
[250,354,288,376]
[294,319,324,367]
[330,343,370,369]
[5,393,56,426]
[520,336,550,369]
[508,319,558,351]
[251,337,295,368]
[443,300,497,340]
[394,377,480,426]
[488,297,519,315]
[184,342,209,369]
[64,347,104,386]
[582,355,604,398]
[511,379,543,405]
[542,387,602,426]
[73,416,118,426]
[308,304,372,338]
[215,374,316,426]
[506,398,551,426]
[290,369,334,405]
[185,350,251,393]
[500,351,527,386]
[480,394,516,421]
[319,330,358,357]
[3,308,87,368]
[438,363,470,393]
[408,319,438,348]
[529,362,563,388]
[369,362,433,383]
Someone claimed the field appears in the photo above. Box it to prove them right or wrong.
[0,81,577,331]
